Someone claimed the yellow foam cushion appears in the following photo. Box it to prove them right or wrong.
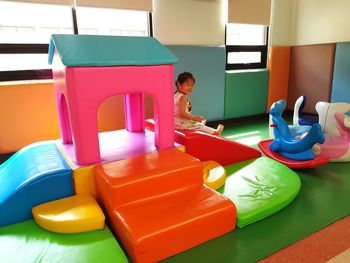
[32,194,105,233]
[177,145,186,152]
[202,161,226,190]
[73,166,97,197]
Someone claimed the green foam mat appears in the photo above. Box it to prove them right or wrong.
[0,220,128,263]
[221,157,301,228]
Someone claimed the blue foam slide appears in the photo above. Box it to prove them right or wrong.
[0,141,73,227]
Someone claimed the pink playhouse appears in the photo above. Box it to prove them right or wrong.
[48,34,178,165]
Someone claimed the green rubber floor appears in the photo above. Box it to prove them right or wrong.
[0,220,128,263]
[163,118,350,262]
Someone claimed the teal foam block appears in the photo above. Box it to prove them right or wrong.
[331,42,350,103]
[225,69,269,119]
[0,141,73,227]
[49,34,178,66]
[167,45,226,121]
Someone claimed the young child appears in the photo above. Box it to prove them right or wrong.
[174,72,224,135]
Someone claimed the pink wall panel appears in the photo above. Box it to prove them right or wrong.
[287,44,335,114]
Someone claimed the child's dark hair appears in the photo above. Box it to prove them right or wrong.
[175,72,195,87]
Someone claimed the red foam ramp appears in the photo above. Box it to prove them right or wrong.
[145,118,189,145]
[145,119,261,166]
[186,132,261,166]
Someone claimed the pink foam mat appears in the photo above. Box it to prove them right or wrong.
[57,129,181,168]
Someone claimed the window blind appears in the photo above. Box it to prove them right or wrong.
[228,0,271,25]
[7,0,153,11]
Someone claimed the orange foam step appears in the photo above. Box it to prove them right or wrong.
[94,148,202,208]
[94,149,236,262]
[114,186,236,263]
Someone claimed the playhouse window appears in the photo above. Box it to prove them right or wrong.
[0,1,150,82]
[225,23,268,70]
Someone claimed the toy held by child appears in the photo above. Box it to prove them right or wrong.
[174,72,224,136]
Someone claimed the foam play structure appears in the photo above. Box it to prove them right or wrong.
[202,161,226,190]
[94,148,236,262]
[290,96,312,136]
[0,34,305,262]
[290,97,350,162]
[47,35,237,262]
[313,102,350,162]
[222,157,301,228]
[48,34,178,165]
[260,100,328,169]
[0,141,73,227]
[316,101,350,136]
[145,118,262,166]
[258,139,328,169]
[269,96,317,139]
[32,194,105,233]
[268,97,312,139]
[293,95,319,126]
[269,100,324,160]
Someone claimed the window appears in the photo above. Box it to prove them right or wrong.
[0,1,150,81]
[225,23,269,70]
[0,1,73,81]
[76,7,148,37]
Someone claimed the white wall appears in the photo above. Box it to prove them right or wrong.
[291,0,350,45]
[269,0,294,46]
[153,0,225,45]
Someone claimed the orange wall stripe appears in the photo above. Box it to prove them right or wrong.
[0,81,60,153]
[267,46,291,111]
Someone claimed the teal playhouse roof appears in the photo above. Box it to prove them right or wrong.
[48,34,178,67]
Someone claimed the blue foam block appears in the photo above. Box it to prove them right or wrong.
[0,141,73,227]
[331,42,350,103]
[167,45,226,121]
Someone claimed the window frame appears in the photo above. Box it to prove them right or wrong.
[225,25,269,71]
[0,4,153,82]
[0,43,52,81]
